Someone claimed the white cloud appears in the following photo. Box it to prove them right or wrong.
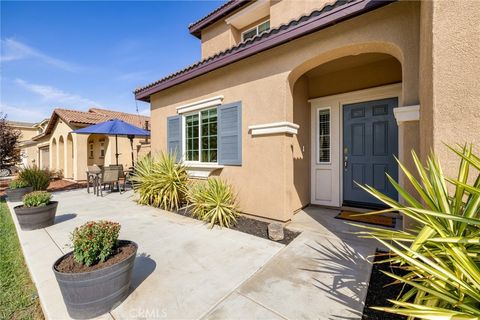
[1,38,80,72]
[14,78,103,108]
[0,102,49,123]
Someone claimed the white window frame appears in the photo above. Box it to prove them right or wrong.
[241,19,270,41]
[182,107,219,165]
[316,107,331,164]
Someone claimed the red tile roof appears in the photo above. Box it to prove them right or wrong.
[38,107,150,138]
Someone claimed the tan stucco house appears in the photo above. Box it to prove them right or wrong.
[18,108,150,180]
[134,0,480,223]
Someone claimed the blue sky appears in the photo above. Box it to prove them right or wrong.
[0,0,224,122]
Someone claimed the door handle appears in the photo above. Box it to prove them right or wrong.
[344,156,348,168]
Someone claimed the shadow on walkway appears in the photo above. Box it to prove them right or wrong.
[302,240,371,320]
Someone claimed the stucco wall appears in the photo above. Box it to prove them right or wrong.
[269,0,330,29]
[307,57,402,98]
[151,2,420,221]
[201,21,237,59]
[419,0,480,174]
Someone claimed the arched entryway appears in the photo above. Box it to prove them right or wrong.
[51,138,57,171]
[65,134,74,179]
[289,51,403,209]
[87,134,109,167]
[58,136,65,177]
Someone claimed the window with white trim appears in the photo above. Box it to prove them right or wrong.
[241,20,270,41]
[185,108,218,163]
[318,109,330,163]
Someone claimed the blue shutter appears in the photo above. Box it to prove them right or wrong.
[167,115,182,162]
[218,102,242,165]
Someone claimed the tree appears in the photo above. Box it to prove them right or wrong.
[0,112,22,166]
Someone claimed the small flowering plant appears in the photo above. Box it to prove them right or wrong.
[23,191,51,207]
[71,221,121,266]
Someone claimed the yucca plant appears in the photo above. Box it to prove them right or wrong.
[130,152,188,211]
[353,145,480,319]
[187,178,238,228]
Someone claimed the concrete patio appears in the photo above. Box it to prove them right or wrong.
[6,188,381,320]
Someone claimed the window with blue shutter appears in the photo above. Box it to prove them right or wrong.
[218,102,242,165]
[167,115,182,162]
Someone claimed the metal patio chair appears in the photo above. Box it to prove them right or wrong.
[98,166,119,197]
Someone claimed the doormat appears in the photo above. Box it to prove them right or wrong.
[335,211,395,228]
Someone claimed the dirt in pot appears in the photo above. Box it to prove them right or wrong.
[55,241,136,273]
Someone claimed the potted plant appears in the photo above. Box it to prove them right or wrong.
[53,221,137,319]
[13,191,57,230]
[5,179,33,202]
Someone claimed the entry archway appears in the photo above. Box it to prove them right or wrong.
[58,136,65,177]
[289,50,403,209]
[65,134,74,179]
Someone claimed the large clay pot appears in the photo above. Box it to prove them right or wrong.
[14,201,58,230]
[6,186,33,202]
[53,240,138,319]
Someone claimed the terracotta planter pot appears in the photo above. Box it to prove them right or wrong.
[14,201,58,231]
[6,186,33,202]
[53,241,138,319]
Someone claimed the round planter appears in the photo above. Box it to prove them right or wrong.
[5,186,33,202]
[14,201,58,231]
[53,240,138,319]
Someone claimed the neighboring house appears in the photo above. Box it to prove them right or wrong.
[134,0,479,223]
[6,119,49,168]
[23,108,150,180]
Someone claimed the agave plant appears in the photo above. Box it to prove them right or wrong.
[130,152,189,211]
[187,178,238,228]
[353,145,480,320]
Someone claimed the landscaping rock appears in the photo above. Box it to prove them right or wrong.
[268,223,284,241]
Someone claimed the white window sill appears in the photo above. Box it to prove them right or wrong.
[184,162,224,179]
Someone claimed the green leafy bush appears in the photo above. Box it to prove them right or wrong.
[354,145,480,319]
[187,178,238,228]
[23,191,52,207]
[130,153,189,211]
[8,179,29,189]
[18,166,51,191]
[72,221,121,266]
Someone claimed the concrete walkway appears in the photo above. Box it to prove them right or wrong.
[6,189,380,320]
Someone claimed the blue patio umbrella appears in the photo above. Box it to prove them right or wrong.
[72,119,150,166]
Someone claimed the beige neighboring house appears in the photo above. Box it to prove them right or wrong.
[6,119,49,169]
[134,0,479,223]
[18,108,150,180]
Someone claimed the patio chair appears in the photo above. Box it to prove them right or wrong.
[109,165,127,192]
[98,166,119,197]
[86,165,101,194]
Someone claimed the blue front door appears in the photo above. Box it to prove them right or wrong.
[343,98,398,207]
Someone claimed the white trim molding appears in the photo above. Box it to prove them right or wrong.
[393,105,420,124]
[185,162,224,179]
[249,122,299,136]
[176,95,224,114]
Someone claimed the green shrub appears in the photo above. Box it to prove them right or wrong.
[71,221,121,266]
[8,179,29,189]
[23,191,51,207]
[130,153,189,211]
[187,178,238,228]
[354,145,480,319]
[18,166,51,191]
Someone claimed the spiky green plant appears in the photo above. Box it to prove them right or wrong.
[130,153,188,211]
[353,145,480,320]
[187,178,238,228]
[18,166,51,191]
